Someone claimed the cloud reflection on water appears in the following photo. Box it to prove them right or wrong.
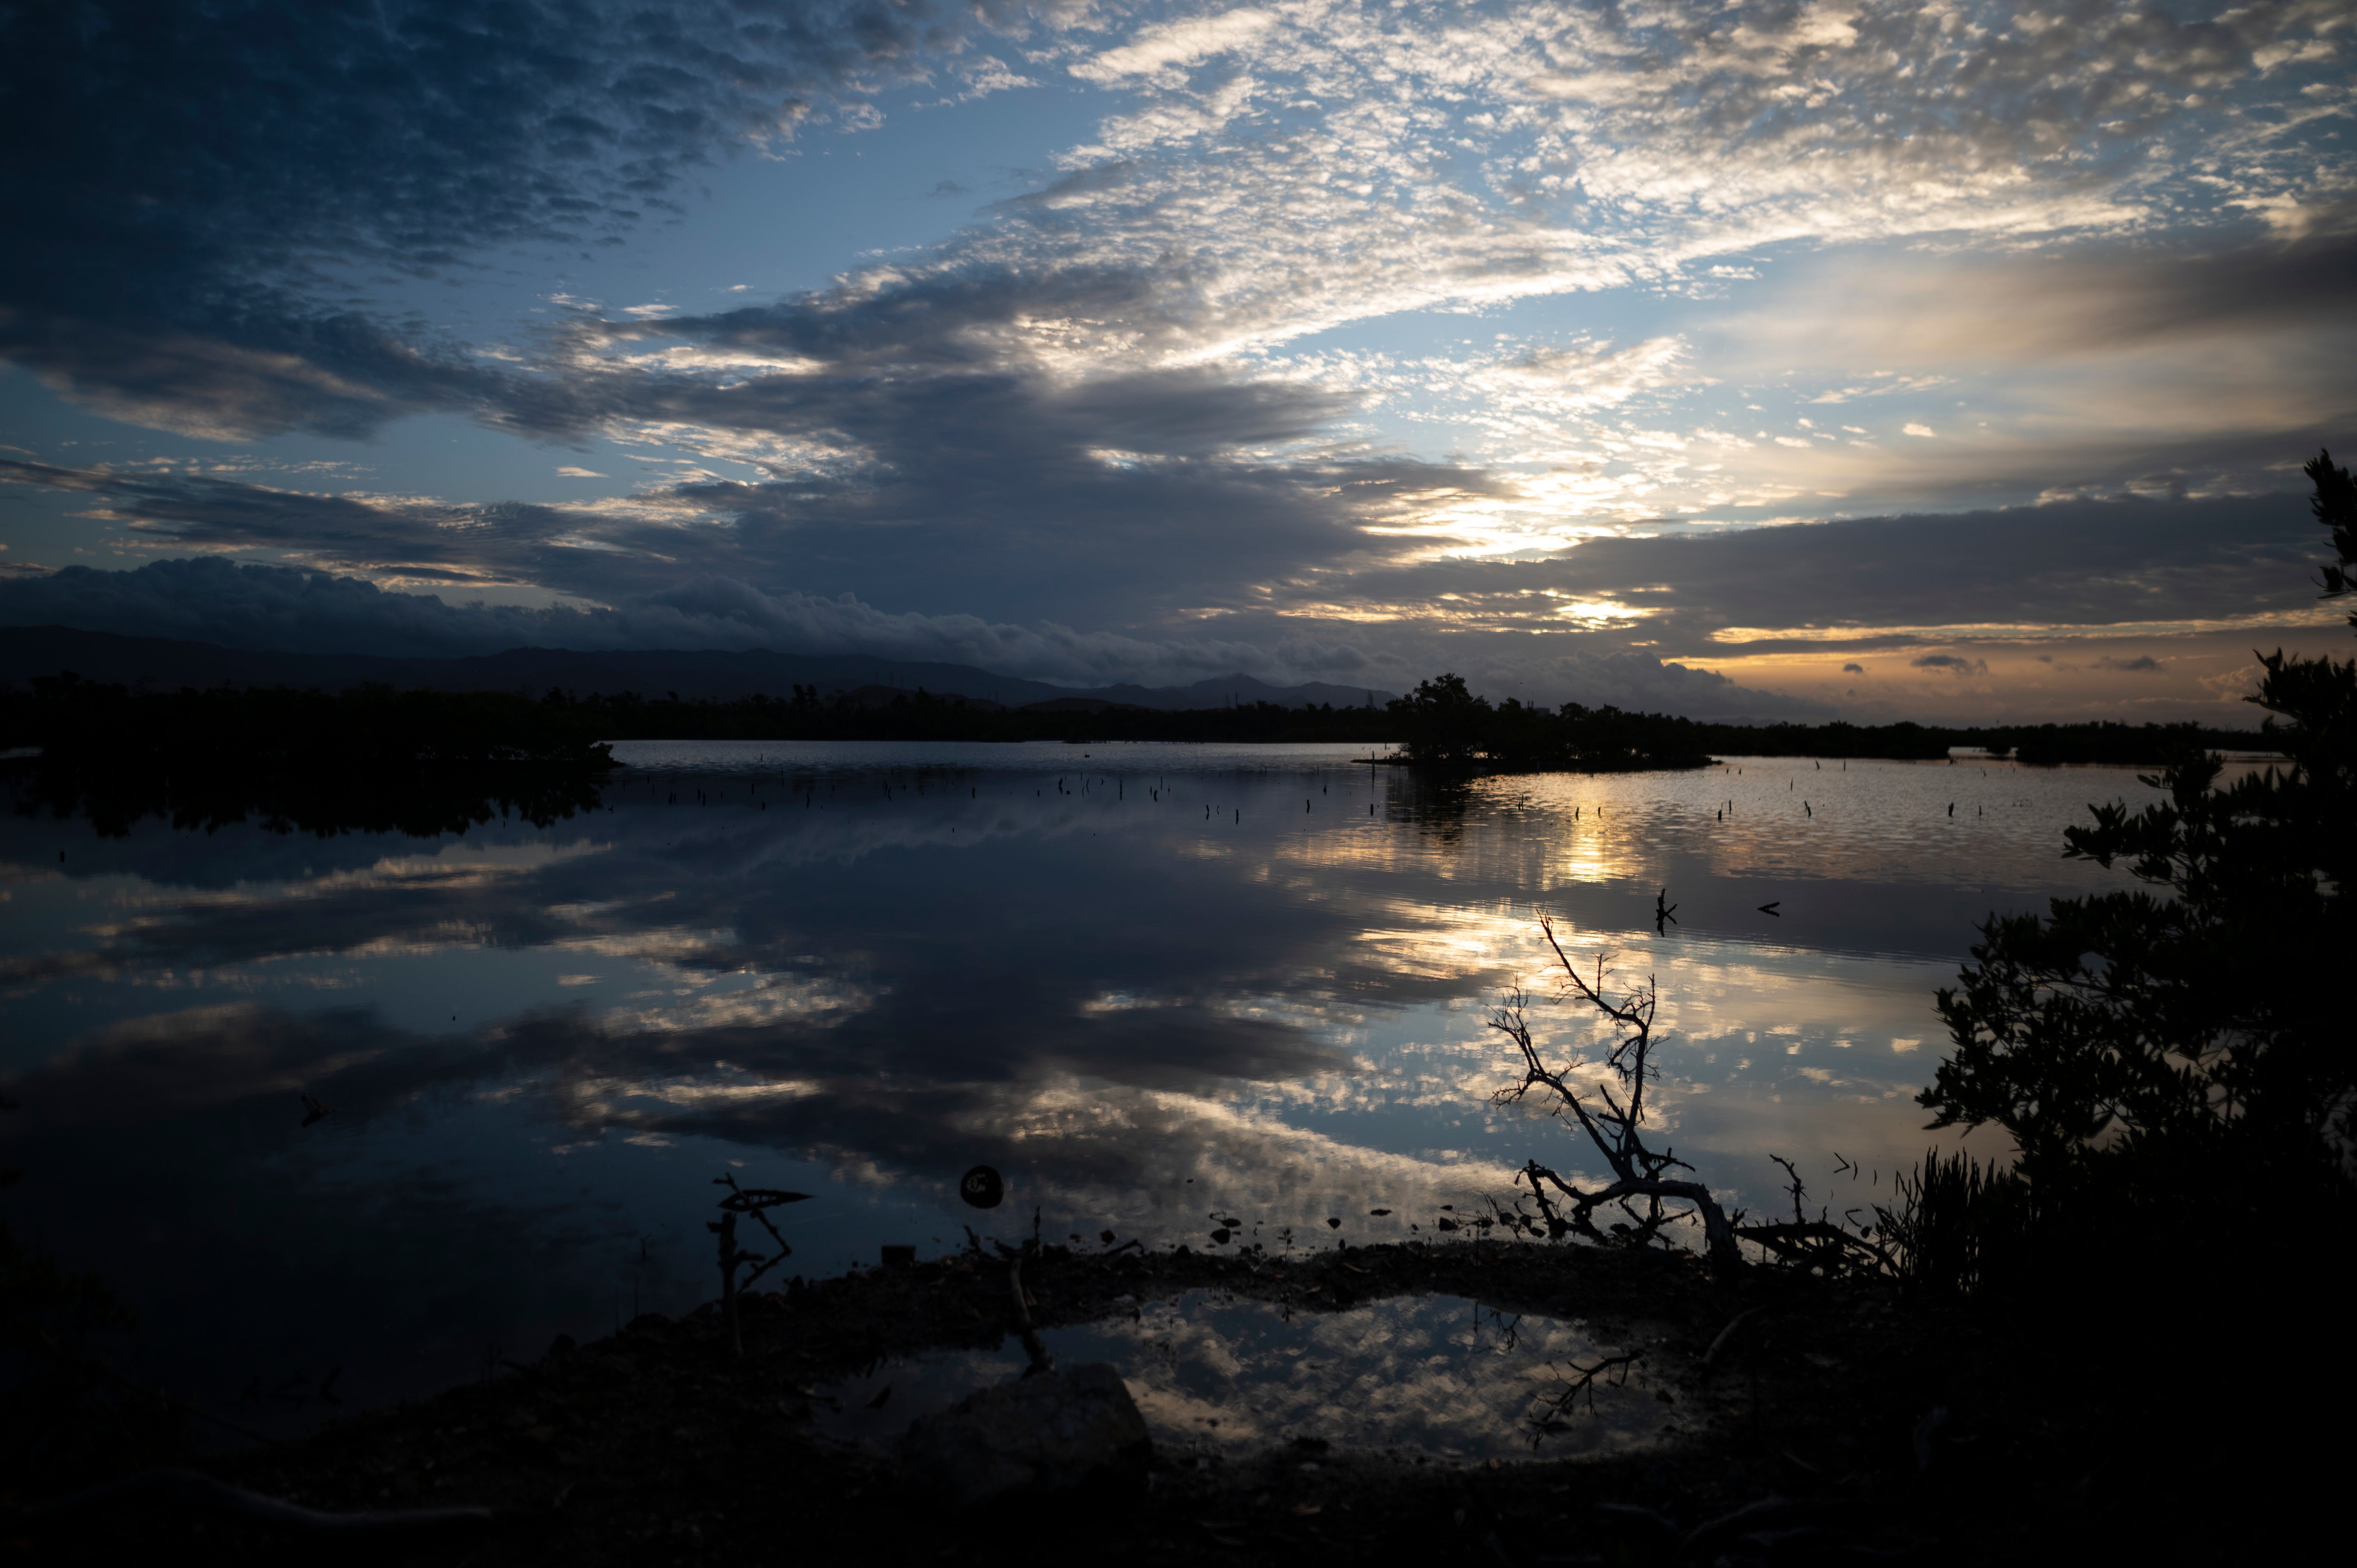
[0,743,2163,1423]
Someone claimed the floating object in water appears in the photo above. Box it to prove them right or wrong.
[961,1165,1005,1209]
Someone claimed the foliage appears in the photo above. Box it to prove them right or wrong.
[1387,674,1495,764]
[1388,676,1717,771]
[1381,674,2257,771]
[1922,451,2357,1195]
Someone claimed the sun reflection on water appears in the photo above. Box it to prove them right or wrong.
[0,742,2168,1425]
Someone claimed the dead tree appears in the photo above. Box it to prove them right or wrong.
[1489,916,1742,1273]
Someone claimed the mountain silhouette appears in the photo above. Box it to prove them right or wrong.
[0,627,1394,712]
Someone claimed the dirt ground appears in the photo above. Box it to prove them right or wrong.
[4,1236,2320,1565]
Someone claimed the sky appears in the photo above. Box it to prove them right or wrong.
[1,0,2352,724]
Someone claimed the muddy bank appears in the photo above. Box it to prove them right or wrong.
[0,1238,2278,1564]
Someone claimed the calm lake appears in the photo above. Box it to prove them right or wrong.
[2,741,2169,1440]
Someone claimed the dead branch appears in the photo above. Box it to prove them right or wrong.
[1731,1219,1892,1276]
[1490,916,1741,1272]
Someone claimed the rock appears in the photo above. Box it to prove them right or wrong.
[898,1363,1151,1508]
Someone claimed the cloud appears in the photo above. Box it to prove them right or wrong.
[0,555,1373,687]
[2094,654,2162,672]
[1841,663,1865,675]
[1910,653,1989,676]
[1070,11,1277,85]
[1317,490,2332,656]
[0,0,1014,438]
[6,452,2329,713]
[0,551,1841,716]
[3,0,2349,730]
[11,0,2348,450]
[0,367,1440,635]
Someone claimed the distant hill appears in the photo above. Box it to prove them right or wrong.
[0,627,1394,712]
[1072,671,1395,711]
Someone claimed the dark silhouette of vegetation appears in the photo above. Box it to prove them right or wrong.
[1925,450,2356,1202]
[1816,448,2357,1568]
[1719,454,2357,1300]
[3,675,611,837]
[554,684,1396,744]
[3,673,614,768]
[1390,675,1718,770]
[3,657,2270,781]
[1382,674,2258,770]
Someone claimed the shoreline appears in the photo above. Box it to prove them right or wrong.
[5,1237,2206,1564]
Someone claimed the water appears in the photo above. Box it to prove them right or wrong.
[814,1289,1671,1462]
[0,740,2179,1440]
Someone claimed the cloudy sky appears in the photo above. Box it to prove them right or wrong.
[2,0,2351,722]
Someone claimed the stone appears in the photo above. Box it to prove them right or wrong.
[898,1363,1151,1509]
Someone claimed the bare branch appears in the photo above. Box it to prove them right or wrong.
[1491,916,1742,1272]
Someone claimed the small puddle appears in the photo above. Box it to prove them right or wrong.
[813,1289,1686,1461]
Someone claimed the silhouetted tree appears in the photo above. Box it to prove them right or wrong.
[1387,673,1491,764]
[1924,450,2356,1194]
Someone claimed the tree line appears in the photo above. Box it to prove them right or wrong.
[1382,674,2262,768]
[0,649,2275,773]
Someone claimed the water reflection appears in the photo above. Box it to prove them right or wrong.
[815,1290,1670,1462]
[0,741,2171,1434]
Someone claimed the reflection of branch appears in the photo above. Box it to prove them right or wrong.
[1490,916,1739,1271]
[709,1174,810,1355]
[1007,1257,1053,1378]
[1526,1350,1642,1447]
